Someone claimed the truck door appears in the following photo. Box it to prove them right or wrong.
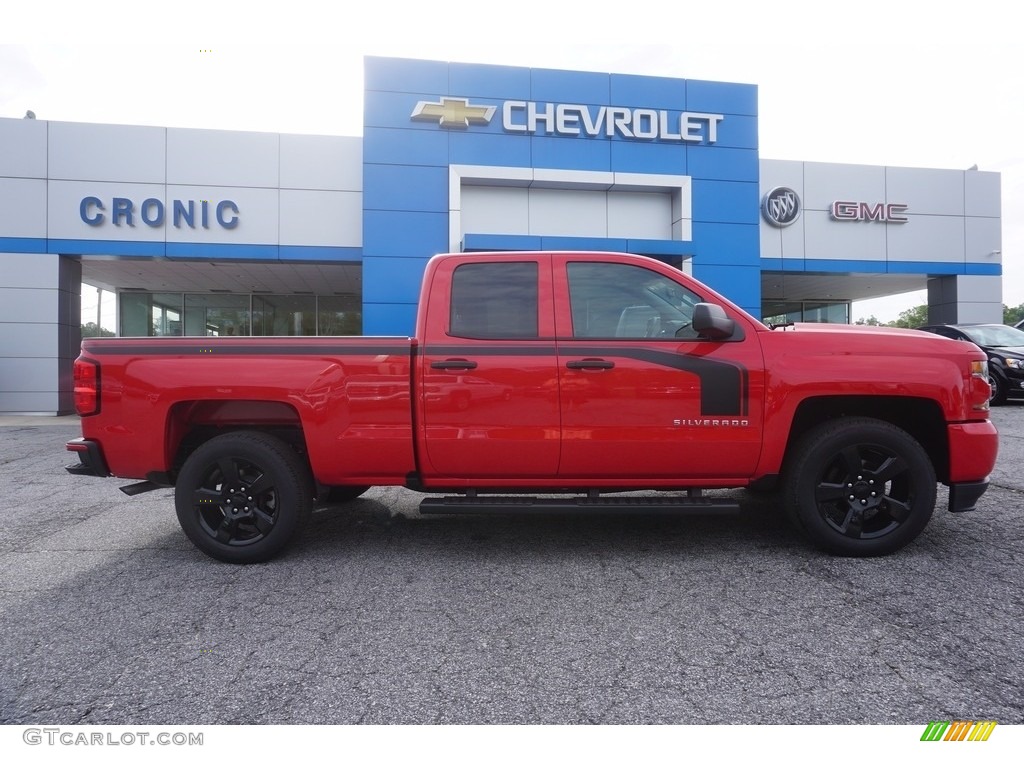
[554,257,764,481]
[419,257,561,479]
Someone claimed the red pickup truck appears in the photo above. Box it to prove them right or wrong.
[66,251,998,563]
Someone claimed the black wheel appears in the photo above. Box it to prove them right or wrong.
[320,485,371,504]
[175,431,313,563]
[989,372,1007,406]
[782,417,936,556]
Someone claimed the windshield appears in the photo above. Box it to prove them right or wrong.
[962,325,1024,347]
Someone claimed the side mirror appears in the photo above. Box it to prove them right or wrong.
[692,303,736,341]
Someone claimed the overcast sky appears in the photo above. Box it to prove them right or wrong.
[4,2,1021,325]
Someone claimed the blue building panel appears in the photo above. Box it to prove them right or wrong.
[363,257,429,305]
[450,61,531,101]
[363,302,419,336]
[609,74,687,109]
[165,243,278,261]
[530,68,610,105]
[0,237,46,253]
[363,129,450,167]
[364,165,449,213]
[365,57,449,96]
[610,140,686,175]
[450,131,533,168]
[51,239,166,257]
[626,239,694,257]
[693,180,761,225]
[363,210,448,259]
[278,246,361,262]
[688,146,759,182]
[965,263,1001,275]
[760,257,808,272]
[691,263,761,314]
[463,234,543,252]
[687,79,758,116]
[364,90,459,133]
[691,222,761,267]
[531,135,611,172]
[712,114,758,151]
[539,236,630,252]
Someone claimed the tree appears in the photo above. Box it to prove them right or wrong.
[81,322,114,338]
[1004,303,1024,326]
[890,305,928,329]
[854,315,882,326]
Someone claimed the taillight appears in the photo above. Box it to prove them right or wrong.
[970,359,990,412]
[73,358,100,416]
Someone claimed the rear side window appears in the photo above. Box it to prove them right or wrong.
[450,262,539,339]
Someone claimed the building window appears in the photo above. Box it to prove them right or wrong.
[252,295,316,336]
[184,294,251,336]
[120,292,184,337]
[762,301,850,325]
[317,295,362,335]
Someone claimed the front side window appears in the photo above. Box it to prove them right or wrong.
[567,262,701,339]
[450,262,539,339]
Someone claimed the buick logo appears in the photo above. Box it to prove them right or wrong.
[762,187,801,227]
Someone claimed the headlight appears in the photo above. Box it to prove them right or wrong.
[1004,358,1023,369]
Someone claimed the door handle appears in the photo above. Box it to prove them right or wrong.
[566,358,615,370]
[430,359,478,370]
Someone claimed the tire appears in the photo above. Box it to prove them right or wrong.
[320,485,371,504]
[175,431,313,564]
[782,417,936,556]
[989,372,1008,406]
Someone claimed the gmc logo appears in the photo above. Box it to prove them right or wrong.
[831,201,908,223]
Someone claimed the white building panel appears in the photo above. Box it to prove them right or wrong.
[886,167,964,216]
[965,170,1001,217]
[528,188,608,237]
[608,191,672,239]
[805,209,887,261]
[0,118,47,178]
[965,216,1002,264]
[49,122,166,184]
[165,185,279,244]
[167,128,279,188]
[956,274,1003,304]
[0,178,47,238]
[760,219,806,260]
[280,189,362,247]
[886,214,965,263]
[48,180,166,242]
[461,186,530,234]
[280,135,362,191]
[802,163,886,212]
[0,252,58,289]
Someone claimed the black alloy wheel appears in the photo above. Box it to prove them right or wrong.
[175,431,312,563]
[783,417,936,556]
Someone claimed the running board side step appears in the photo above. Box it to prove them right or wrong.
[419,495,741,515]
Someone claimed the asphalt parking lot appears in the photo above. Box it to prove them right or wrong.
[0,406,1022,725]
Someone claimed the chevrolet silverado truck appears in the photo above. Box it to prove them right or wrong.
[65,251,998,563]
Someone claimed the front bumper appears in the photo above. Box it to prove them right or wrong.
[948,478,990,513]
[65,438,111,477]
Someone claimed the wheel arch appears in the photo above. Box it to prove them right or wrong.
[165,399,311,483]
[783,396,949,484]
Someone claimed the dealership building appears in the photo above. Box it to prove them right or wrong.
[0,56,1004,414]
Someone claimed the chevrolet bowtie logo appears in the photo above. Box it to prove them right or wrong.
[411,98,496,129]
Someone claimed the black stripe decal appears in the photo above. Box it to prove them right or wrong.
[424,344,749,417]
[560,346,748,416]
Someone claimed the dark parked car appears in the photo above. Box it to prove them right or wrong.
[1015,318,1024,330]
[918,323,1024,405]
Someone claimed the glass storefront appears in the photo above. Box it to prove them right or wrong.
[119,293,363,337]
[762,300,850,326]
